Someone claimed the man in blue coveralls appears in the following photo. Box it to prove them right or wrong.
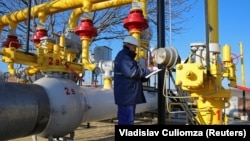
[114,36,152,125]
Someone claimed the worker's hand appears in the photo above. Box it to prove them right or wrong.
[152,66,159,71]
[148,66,153,72]
[148,66,159,72]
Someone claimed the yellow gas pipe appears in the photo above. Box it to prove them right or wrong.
[131,31,141,61]
[195,0,231,125]
[68,0,141,89]
[91,0,135,11]
[81,37,96,71]
[239,42,247,117]
[78,1,96,71]
[175,0,233,125]
[67,0,93,73]
[38,12,47,24]
[68,8,85,30]
[239,42,245,87]
[0,0,134,33]
[208,0,218,43]
[7,63,15,75]
[8,21,17,31]
[141,0,147,18]
[104,80,112,89]
[125,1,148,61]
[5,21,18,75]
[139,0,149,60]
[83,0,92,13]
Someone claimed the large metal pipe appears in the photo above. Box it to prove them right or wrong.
[33,75,86,138]
[81,87,157,122]
[0,82,50,140]
[0,75,157,140]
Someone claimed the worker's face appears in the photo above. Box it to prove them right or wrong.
[128,43,137,52]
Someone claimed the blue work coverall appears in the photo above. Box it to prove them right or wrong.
[114,46,151,125]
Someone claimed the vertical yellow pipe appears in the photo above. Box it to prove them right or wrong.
[83,0,91,12]
[239,42,246,116]
[128,1,148,60]
[7,21,17,36]
[8,63,15,75]
[239,42,245,87]
[208,0,218,42]
[141,0,147,18]
[59,35,65,47]
[53,44,60,55]
[194,0,231,125]
[38,12,47,24]
[103,78,112,89]
[140,0,148,59]
[68,0,135,73]
[81,38,96,71]
[68,8,84,30]
[130,32,141,61]
[73,0,132,32]
[8,21,17,30]
[208,0,221,124]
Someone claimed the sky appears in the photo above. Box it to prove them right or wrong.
[0,0,249,89]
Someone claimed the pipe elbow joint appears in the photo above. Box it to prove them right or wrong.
[84,63,96,71]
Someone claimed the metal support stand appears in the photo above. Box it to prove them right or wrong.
[46,132,75,141]
[32,135,37,141]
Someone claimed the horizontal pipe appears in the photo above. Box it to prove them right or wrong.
[0,0,133,27]
[0,82,50,140]
[0,76,157,140]
[0,0,82,26]
[68,0,133,29]
[0,0,103,26]
[81,87,157,122]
